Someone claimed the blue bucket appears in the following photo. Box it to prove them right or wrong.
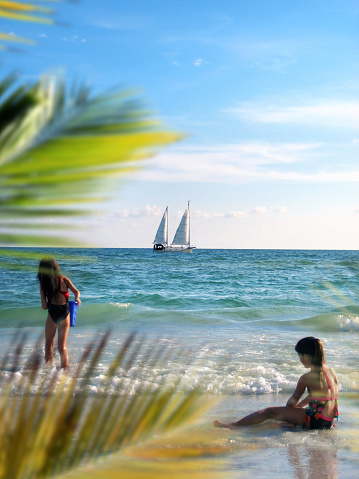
[69,301,79,327]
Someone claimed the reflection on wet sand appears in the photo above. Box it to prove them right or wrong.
[288,442,338,479]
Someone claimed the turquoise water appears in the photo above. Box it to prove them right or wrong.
[1,248,359,390]
[1,248,359,477]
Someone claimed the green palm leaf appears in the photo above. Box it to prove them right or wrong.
[0,74,182,246]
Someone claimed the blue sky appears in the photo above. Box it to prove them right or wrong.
[3,0,359,248]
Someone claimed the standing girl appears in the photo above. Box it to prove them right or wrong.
[37,257,81,368]
[213,337,339,430]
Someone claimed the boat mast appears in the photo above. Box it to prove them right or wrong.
[188,200,190,246]
[166,206,169,246]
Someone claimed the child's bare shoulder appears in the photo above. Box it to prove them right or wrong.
[299,370,320,387]
[298,371,312,385]
[299,371,311,380]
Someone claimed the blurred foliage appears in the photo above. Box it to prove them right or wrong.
[0,247,91,271]
[0,2,182,247]
[66,457,234,479]
[0,0,55,50]
[0,73,182,246]
[0,333,231,479]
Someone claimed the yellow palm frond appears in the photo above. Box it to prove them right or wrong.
[0,1,56,49]
[0,1,53,13]
[0,333,230,479]
[66,458,234,479]
[0,31,35,44]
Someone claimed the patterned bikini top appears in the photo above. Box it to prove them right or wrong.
[307,368,339,421]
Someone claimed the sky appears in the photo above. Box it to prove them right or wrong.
[2,0,359,249]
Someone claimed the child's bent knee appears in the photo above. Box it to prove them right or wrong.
[265,407,277,419]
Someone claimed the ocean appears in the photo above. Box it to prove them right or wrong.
[1,248,359,477]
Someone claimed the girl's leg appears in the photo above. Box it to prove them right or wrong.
[213,406,306,429]
[45,315,57,363]
[57,315,70,368]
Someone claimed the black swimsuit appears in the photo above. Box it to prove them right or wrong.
[47,276,70,324]
[48,303,70,324]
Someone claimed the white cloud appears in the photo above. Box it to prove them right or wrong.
[193,58,204,67]
[192,207,286,219]
[115,204,163,218]
[126,140,359,185]
[238,41,297,72]
[130,142,337,184]
[116,207,274,221]
[227,101,359,128]
[193,210,248,219]
[248,206,288,215]
[273,206,288,214]
[172,59,207,67]
[38,33,48,38]
[62,35,86,43]
[227,210,248,218]
[252,206,267,215]
[90,15,148,31]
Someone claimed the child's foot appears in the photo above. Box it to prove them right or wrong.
[212,420,235,429]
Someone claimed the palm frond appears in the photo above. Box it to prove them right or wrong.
[0,333,227,479]
[0,1,56,49]
[0,32,35,45]
[0,248,92,272]
[0,74,182,246]
[66,457,234,479]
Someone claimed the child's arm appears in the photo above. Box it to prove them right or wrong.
[286,375,307,407]
[65,277,81,305]
[40,287,48,310]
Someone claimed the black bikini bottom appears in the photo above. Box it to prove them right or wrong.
[303,413,333,430]
[48,303,69,324]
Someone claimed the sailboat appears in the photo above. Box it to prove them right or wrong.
[153,202,195,253]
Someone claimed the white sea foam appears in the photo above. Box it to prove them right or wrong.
[111,302,131,309]
[337,314,359,332]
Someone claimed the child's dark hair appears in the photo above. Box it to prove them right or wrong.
[295,337,324,366]
[37,257,60,299]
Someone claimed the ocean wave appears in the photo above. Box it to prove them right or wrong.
[2,301,359,333]
[2,356,358,398]
[267,308,359,333]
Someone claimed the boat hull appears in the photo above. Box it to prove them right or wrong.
[153,245,195,253]
[165,246,195,253]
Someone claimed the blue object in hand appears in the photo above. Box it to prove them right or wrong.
[69,301,79,327]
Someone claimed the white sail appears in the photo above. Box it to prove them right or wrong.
[171,207,189,245]
[153,207,168,244]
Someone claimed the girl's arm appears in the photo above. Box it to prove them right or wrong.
[65,277,81,305]
[286,375,307,407]
[40,287,48,310]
